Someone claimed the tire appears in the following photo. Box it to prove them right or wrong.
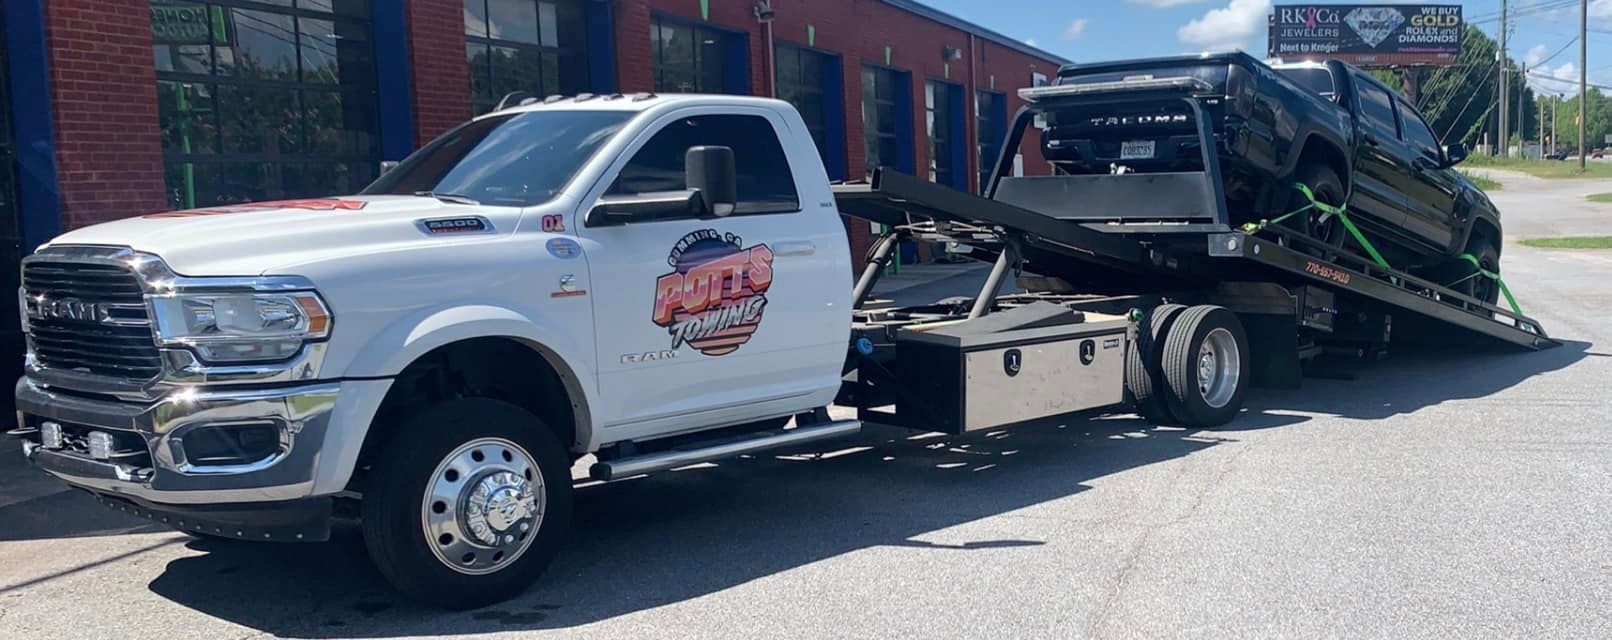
[1159,306,1251,429]
[360,398,573,610]
[1449,239,1501,306]
[1126,304,1187,425]
[1281,164,1348,260]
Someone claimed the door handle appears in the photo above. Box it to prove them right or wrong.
[1363,133,1380,147]
[773,241,816,257]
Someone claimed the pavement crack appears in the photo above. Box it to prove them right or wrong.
[1087,442,1252,638]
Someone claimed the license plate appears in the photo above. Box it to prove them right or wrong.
[1120,140,1155,160]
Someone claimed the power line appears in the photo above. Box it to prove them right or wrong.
[1528,69,1612,91]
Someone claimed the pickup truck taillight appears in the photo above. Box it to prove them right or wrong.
[1225,64,1256,119]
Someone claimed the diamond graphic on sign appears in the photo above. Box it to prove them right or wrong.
[1343,7,1405,48]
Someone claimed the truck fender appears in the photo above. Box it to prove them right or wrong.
[341,303,599,448]
[1280,129,1353,194]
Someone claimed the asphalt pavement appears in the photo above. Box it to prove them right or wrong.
[3,173,1611,638]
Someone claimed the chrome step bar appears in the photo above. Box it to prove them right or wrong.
[588,420,862,482]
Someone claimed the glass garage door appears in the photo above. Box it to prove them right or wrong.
[151,0,379,209]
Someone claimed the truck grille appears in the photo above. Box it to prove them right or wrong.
[23,261,162,380]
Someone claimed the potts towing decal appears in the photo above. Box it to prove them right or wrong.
[651,229,774,356]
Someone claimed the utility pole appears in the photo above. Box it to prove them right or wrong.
[1581,0,1588,170]
[1540,95,1545,158]
[1518,63,1528,154]
[1499,0,1509,157]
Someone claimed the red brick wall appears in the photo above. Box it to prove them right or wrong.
[614,0,656,92]
[407,0,473,144]
[45,0,168,228]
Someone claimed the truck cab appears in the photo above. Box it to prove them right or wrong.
[12,94,851,608]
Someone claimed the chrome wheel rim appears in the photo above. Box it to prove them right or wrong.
[421,437,544,575]
[1196,327,1241,409]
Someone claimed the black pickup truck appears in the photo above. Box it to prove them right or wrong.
[1037,52,1501,303]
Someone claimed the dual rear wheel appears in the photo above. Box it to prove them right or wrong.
[1126,304,1251,428]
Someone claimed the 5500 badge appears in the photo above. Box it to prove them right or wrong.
[651,229,775,356]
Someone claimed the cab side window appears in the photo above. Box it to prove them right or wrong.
[1356,80,1399,139]
[1398,101,1443,163]
[609,114,801,214]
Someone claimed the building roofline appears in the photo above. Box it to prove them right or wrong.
[879,0,1072,66]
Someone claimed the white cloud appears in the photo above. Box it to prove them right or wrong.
[1024,38,1038,47]
[1062,19,1090,41]
[1524,44,1549,68]
[1592,0,1612,19]
[1529,62,1578,97]
[1178,0,1271,52]
[1127,0,1205,7]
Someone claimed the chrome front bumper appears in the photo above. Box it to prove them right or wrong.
[15,378,342,504]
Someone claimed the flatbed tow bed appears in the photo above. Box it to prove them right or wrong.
[829,139,1555,433]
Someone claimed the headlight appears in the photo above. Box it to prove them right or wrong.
[151,292,331,363]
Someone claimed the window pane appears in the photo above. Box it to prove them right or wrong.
[157,81,218,153]
[463,0,488,37]
[660,23,693,80]
[304,89,375,155]
[487,0,539,44]
[1400,104,1441,159]
[467,42,492,102]
[193,161,274,206]
[218,85,299,154]
[220,9,298,80]
[1357,82,1397,136]
[697,33,724,92]
[611,115,799,212]
[538,1,558,47]
[283,162,352,197]
[556,49,587,95]
[776,48,801,88]
[489,46,544,98]
[153,44,212,75]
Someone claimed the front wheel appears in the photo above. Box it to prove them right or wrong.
[360,398,573,610]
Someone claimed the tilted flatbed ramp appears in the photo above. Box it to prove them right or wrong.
[833,170,1148,272]
[1200,226,1557,350]
[833,169,1557,351]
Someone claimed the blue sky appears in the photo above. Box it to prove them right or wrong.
[920,0,1612,96]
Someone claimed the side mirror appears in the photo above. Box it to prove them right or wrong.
[1443,142,1469,167]
[685,146,737,217]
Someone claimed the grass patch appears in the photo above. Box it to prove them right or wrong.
[1459,170,1501,191]
[1520,236,1612,249]
[1587,193,1612,203]
[1461,154,1612,179]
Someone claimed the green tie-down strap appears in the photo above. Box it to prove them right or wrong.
[1455,252,1522,315]
[1240,183,1393,270]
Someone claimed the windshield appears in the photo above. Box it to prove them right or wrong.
[1277,67,1337,101]
[363,110,633,206]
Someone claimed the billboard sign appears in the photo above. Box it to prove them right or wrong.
[1269,4,1462,66]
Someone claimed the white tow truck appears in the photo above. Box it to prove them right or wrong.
[10,86,1552,608]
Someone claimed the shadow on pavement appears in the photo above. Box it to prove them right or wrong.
[1230,339,1593,429]
[147,414,1218,637]
[0,339,1581,636]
